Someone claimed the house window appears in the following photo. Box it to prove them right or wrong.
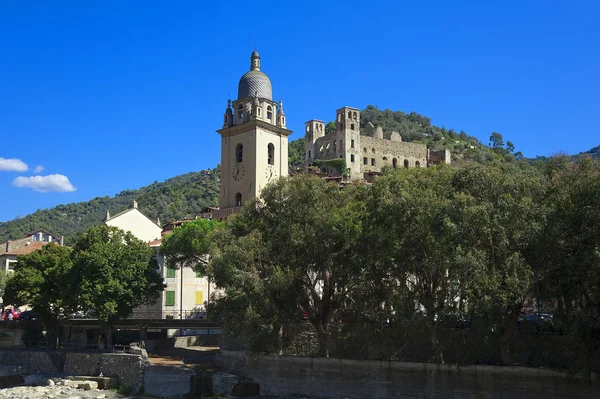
[166,266,176,278]
[236,144,243,163]
[165,291,175,307]
[195,291,204,305]
[268,143,275,165]
[235,192,242,206]
[351,123,355,130]
[33,235,39,242]
[371,158,376,166]
[351,139,355,148]
[363,157,368,165]
[351,154,355,162]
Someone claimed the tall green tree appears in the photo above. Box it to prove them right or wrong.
[531,156,600,371]
[450,164,546,364]
[365,166,466,363]
[71,225,165,323]
[211,175,367,356]
[3,243,74,346]
[489,132,504,149]
[160,218,224,275]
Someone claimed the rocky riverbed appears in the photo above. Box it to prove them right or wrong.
[0,385,133,399]
[0,385,342,399]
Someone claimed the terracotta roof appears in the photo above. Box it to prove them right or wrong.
[147,238,162,247]
[3,241,53,256]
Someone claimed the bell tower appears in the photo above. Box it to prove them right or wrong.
[217,51,293,209]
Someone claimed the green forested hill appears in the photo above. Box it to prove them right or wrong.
[0,168,220,245]
[1,105,596,244]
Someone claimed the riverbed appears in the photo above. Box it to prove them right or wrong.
[0,385,339,399]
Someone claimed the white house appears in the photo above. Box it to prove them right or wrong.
[104,202,217,323]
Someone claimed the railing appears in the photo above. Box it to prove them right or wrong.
[67,310,209,321]
[129,310,208,320]
[5,340,137,353]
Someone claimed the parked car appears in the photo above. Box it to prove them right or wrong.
[518,313,556,333]
[20,309,38,320]
[1,308,21,321]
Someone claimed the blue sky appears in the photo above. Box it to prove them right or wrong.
[1,0,599,222]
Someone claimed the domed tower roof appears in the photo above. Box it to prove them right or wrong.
[238,51,272,100]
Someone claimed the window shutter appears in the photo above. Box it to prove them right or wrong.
[166,291,175,306]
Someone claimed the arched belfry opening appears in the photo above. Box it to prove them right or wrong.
[236,144,243,163]
[268,143,275,165]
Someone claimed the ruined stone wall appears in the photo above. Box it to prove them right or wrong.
[0,350,145,393]
[216,350,600,399]
[63,353,145,393]
[0,350,64,374]
[313,132,345,162]
[360,136,428,172]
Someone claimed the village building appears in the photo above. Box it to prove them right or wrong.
[104,202,216,325]
[0,230,63,274]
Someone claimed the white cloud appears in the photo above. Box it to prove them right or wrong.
[12,174,76,193]
[0,157,28,172]
[33,165,45,173]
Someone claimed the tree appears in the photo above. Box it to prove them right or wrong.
[71,225,164,323]
[288,138,306,169]
[0,269,6,299]
[506,141,515,153]
[160,218,224,274]
[489,132,504,149]
[325,121,336,135]
[530,157,600,371]
[3,243,74,347]
[211,175,366,356]
[364,165,465,363]
[450,164,545,364]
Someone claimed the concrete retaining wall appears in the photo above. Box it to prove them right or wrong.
[216,350,600,399]
[144,365,196,397]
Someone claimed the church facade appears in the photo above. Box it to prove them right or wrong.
[217,51,292,209]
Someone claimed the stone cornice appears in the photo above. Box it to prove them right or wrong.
[217,119,293,138]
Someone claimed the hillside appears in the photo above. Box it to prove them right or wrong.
[1,106,596,244]
[0,168,220,245]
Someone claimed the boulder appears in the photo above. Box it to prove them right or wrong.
[77,380,99,390]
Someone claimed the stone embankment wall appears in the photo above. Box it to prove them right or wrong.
[0,350,144,393]
[216,350,600,399]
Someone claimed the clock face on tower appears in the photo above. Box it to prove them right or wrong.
[265,165,277,182]
[232,162,245,181]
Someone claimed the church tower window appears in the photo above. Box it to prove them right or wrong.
[267,105,273,120]
[236,144,243,163]
[268,143,275,165]
[235,193,242,207]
